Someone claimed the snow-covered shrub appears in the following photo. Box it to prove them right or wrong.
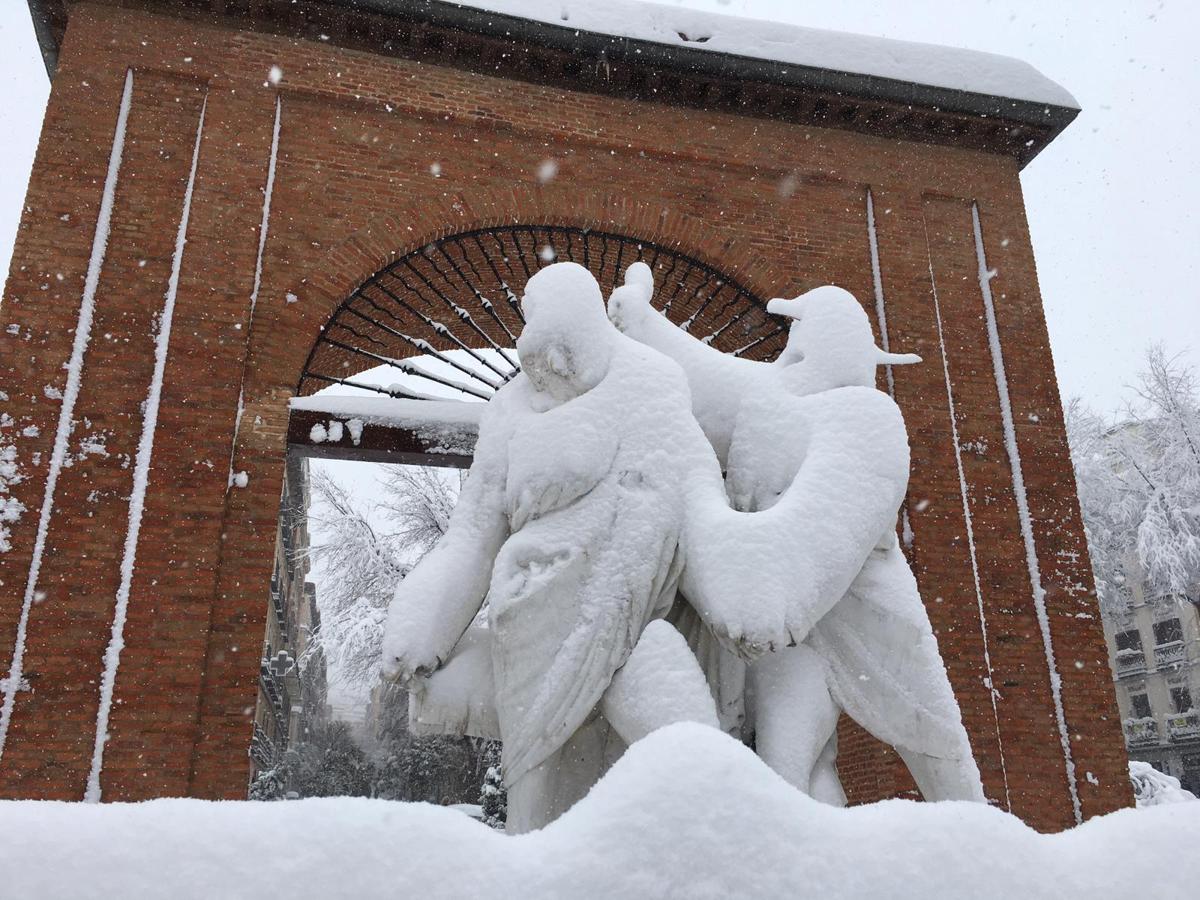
[479,741,507,830]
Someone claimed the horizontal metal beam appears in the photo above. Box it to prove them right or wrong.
[286,408,476,467]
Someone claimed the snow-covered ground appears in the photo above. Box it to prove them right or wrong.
[1,724,1194,899]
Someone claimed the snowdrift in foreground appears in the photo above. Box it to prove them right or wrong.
[2,724,1195,900]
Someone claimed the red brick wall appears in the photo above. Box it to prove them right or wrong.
[0,2,1130,828]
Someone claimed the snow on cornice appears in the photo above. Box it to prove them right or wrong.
[449,0,1078,109]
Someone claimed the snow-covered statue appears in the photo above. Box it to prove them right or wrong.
[610,263,986,805]
[381,262,722,833]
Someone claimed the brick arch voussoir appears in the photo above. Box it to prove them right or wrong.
[269,184,789,397]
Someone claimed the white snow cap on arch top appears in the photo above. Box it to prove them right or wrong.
[450,0,1078,108]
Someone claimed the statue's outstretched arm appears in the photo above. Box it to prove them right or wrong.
[609,262,761,465]
[381,406,511,683]
[682,386,910,659]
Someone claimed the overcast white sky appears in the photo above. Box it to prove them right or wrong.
[1,0,1196,413]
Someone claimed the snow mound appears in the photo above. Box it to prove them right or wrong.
[2,724,1195,899]
[453,0,1077,107]
[1130,760,1197,807]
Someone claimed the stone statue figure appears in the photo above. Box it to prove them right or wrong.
[609,263,986,805]
[381,262,722,834]
[382,258,985,833]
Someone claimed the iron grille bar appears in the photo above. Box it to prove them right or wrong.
[300,225,773,400]
[339,299,504,392]
[507,229,535,281]
[662,259,698,313]
[731,325,787,357]
[302,371,434,401]
[402,257,520,374]
[434,243,522,359]
[364,276,507,387]
[470,233,526,324]
[679,270,721,332]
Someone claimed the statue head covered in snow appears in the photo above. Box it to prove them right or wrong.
[516,262,615,406]
[767,285,920,392]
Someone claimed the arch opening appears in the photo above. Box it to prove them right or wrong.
[249,225,772,807]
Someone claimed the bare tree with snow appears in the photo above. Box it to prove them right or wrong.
[1067,346,1200,617]
[1128,347,1200,597]
[1065,400,1138,618]
[304,465,461,695]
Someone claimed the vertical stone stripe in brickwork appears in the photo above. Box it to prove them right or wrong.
[227,95,282,489]
[184,95,298,801]
[922,194,1080,831]
[865,188,896,399]
[829,187,921,805]
[922,194,1080,829]
[0,68,208,799]
[102,85,283,801]
[920,200,1013,811]
[971,200,1133,820]
[85,92,209,803]
[0,70,133,766]
[0,25,127,661]
[862,187,1010,811]
[970,202,1081,824]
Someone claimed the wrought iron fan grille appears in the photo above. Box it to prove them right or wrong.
[298,225,782,401]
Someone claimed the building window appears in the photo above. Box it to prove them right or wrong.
[1170,686,1194,714]
[1129,692,1153,719]
[1153,617,1183,646]
[1115,630,1142,652]
[1183,754,1200,796]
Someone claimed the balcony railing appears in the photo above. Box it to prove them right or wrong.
[270,588,288,645]
[259,662,292,740]
[1124,717,1160,747]
[1167,711,1200,743]
[1154,641,1186,668]
[250,723,278,770]
[1114,648,1147,677]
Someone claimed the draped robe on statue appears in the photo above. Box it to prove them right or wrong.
[382,263,719,833]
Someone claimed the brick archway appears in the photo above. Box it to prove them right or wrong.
[185,200,788,799]
[243,219,785,792]
[0,2,1129,823]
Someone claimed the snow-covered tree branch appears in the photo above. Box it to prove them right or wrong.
[1067,346,1200,617]
[304,465,461,695]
